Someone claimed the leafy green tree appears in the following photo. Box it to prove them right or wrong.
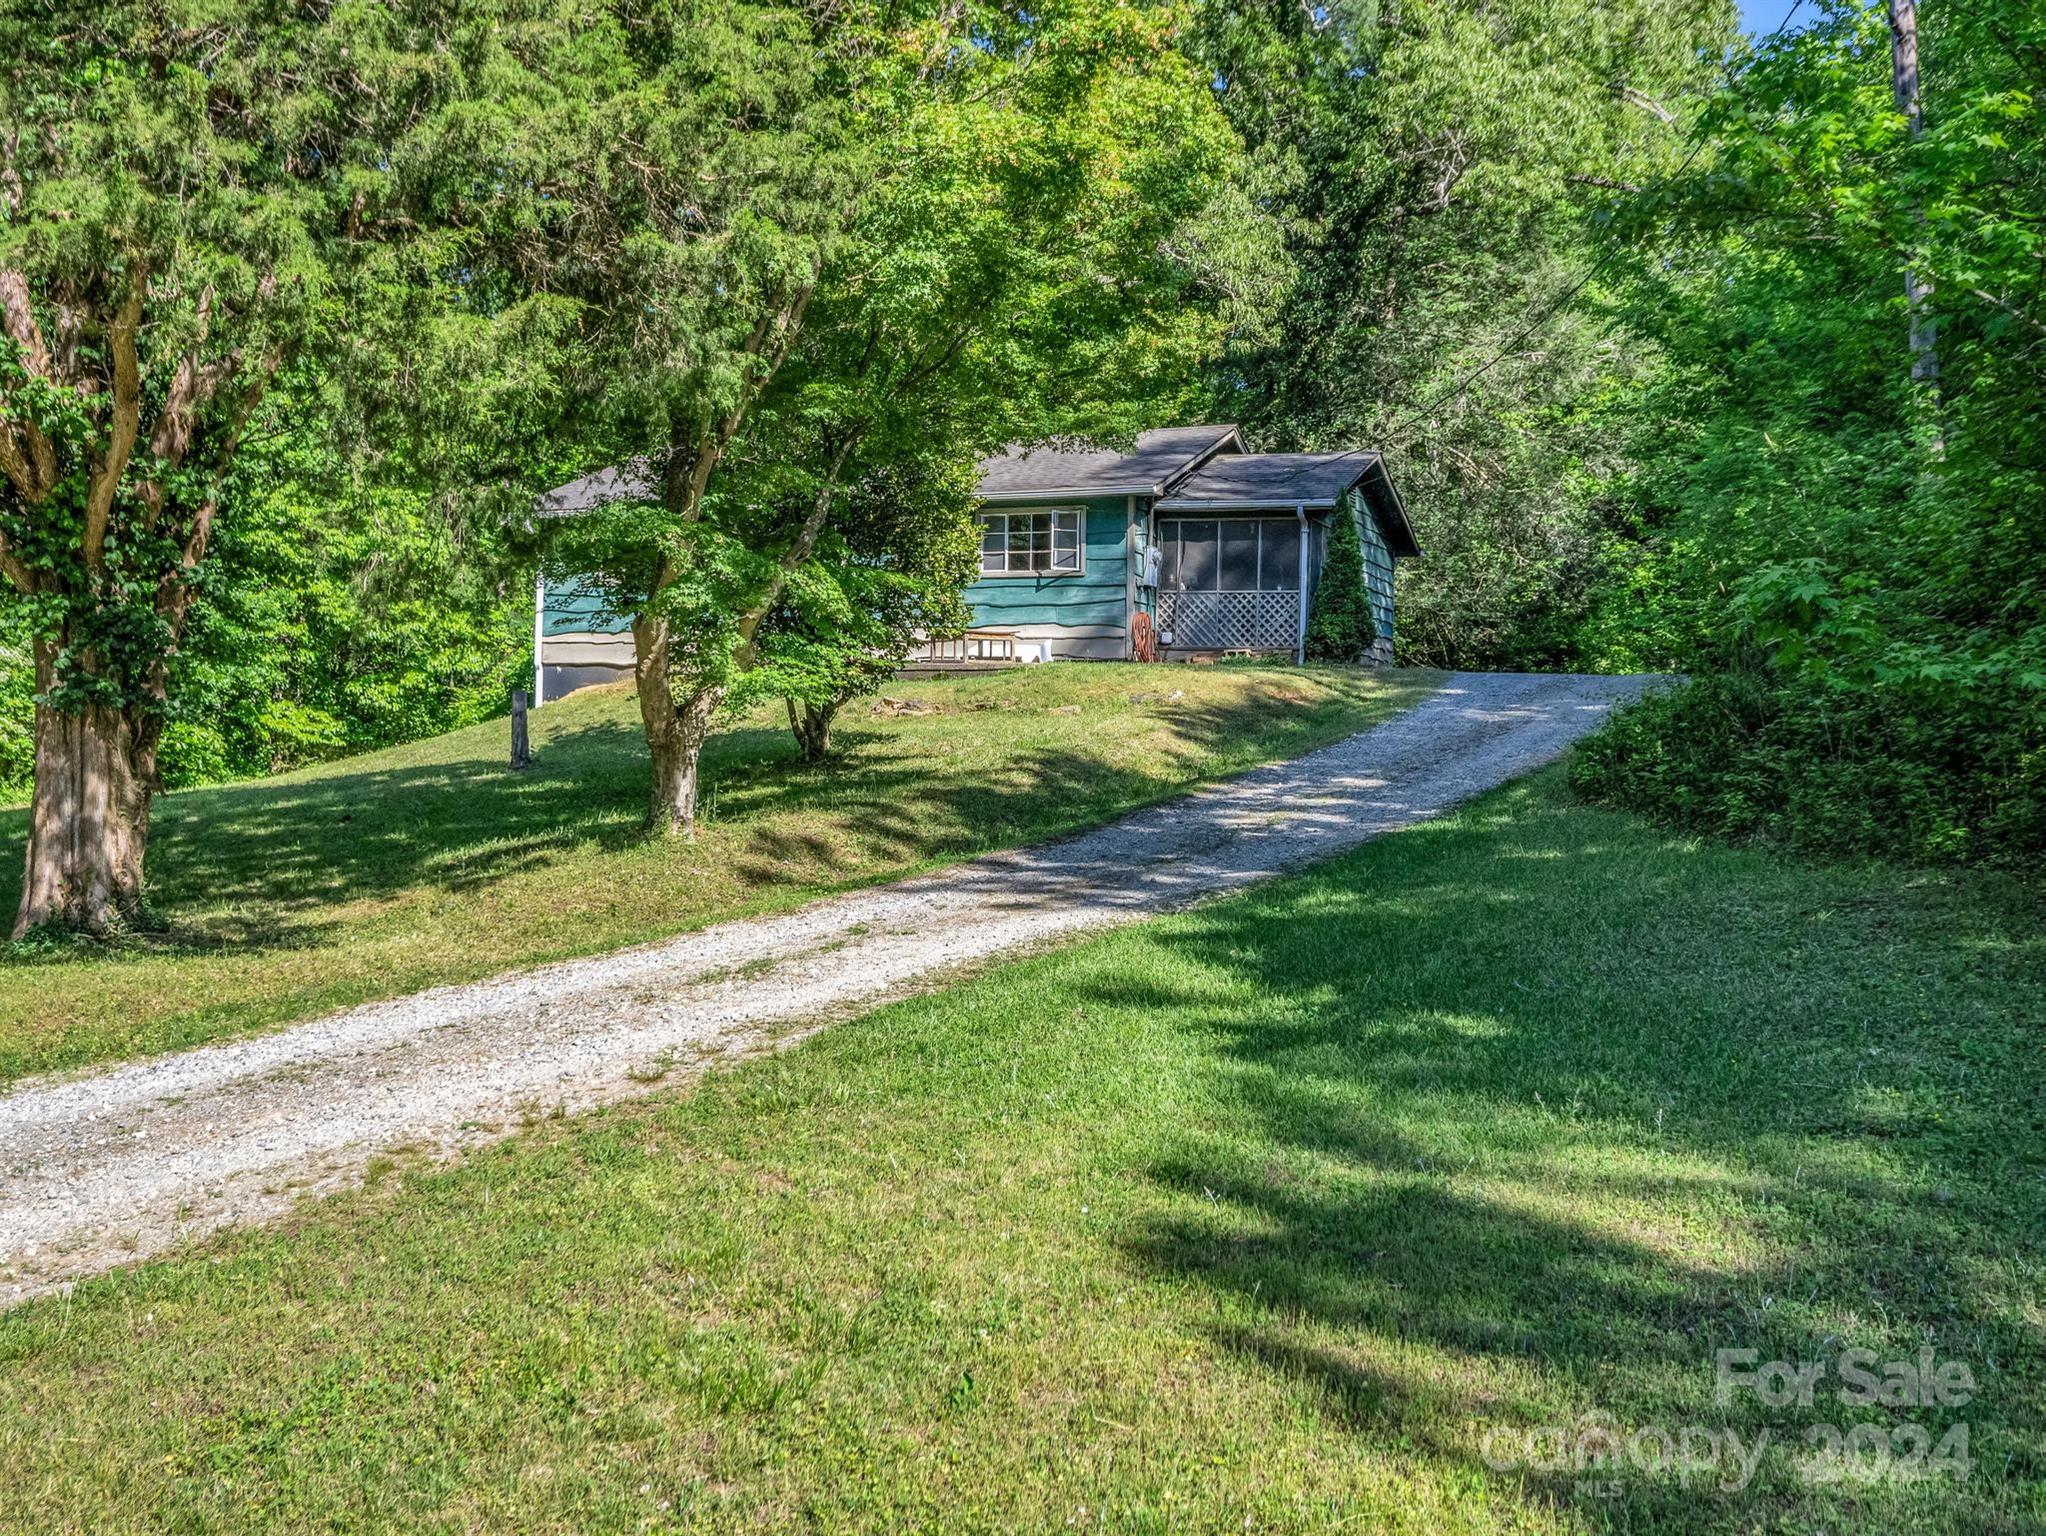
[1303,505,1372,662]
[753,459,978,762]
[540,0,1253,833]
[0,0,533,935]
[1185,0,1730,668]
[1572,1,2046,865]
[512,0,873,832]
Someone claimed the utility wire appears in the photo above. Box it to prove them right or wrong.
[1394,0,1809,429]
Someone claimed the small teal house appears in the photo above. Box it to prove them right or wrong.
[952,423,1417,666]
[534,425,1418,700]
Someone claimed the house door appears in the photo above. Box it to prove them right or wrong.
[1153,518,1303,650]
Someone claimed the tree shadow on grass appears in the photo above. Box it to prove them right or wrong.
[0,680,1384,962]
[1098,790,2044,1531]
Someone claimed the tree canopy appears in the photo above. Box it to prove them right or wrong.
[534,0,1257,832]
[1,0,2038,937]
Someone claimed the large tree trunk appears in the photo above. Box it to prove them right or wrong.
[13,642,158,938]
[633,612,720,836]
[785,697,840,762]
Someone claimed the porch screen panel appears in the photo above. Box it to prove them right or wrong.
[1219,523,1260,590]
[1156,525,1182,591]
[1176,522,1218,590]
[1259,520,1300,590]
[1156,515,1306,650]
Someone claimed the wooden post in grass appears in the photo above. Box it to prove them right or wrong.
[510,690,533,771]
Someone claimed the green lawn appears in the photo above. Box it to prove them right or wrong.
[2,773,2039,1534]
[0,663,1436,1084]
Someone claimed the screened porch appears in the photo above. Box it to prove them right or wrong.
[1152,515,1314,653]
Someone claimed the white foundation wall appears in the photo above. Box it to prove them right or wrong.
[540,631,635,700]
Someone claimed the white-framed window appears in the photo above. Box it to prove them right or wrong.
[978,508,1083,575]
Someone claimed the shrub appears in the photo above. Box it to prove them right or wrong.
[1304,506,1373,662]
[1570,671,2046,870]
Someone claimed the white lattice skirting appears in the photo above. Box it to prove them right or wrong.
[1156,590,1301,651]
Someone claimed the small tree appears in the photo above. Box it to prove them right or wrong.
[756,458,978,761]
[1304,506,1374,662]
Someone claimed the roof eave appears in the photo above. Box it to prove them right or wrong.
[978,484,1162,502]
[1153,497,1340,512]
[1361,457,1423,558]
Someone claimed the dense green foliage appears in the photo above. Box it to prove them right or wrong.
[1189,0,1729,669]
[1569,2,2046,866]
[0,386,533,795]
[1186,0,2043,868]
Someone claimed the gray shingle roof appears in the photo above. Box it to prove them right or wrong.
[1155,450,1378,510]
[533,429,1417,557]
[534,458,657,518]
[975,425,1241,500]
[1157,448,1421,558]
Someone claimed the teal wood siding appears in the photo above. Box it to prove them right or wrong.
[1349,487,1397,661]
[965,496,1131,633]
[543,576,631,636]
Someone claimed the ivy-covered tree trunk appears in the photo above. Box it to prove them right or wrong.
[15,639,161,937]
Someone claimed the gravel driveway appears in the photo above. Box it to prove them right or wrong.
[0,670,1655,1305]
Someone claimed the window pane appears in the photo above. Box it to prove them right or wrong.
[1261,520,1301,591]
[1156,522,1181,590]
[1051,513,1079,572]
[1218,521,1260,590]
[1178,522,1218,590]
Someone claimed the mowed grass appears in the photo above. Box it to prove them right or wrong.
[2,773,2039,1534]
[0,663,1436,1084]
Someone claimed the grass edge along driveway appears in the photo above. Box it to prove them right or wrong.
[1,771,2038,1534]
[0,664,1438,1084]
